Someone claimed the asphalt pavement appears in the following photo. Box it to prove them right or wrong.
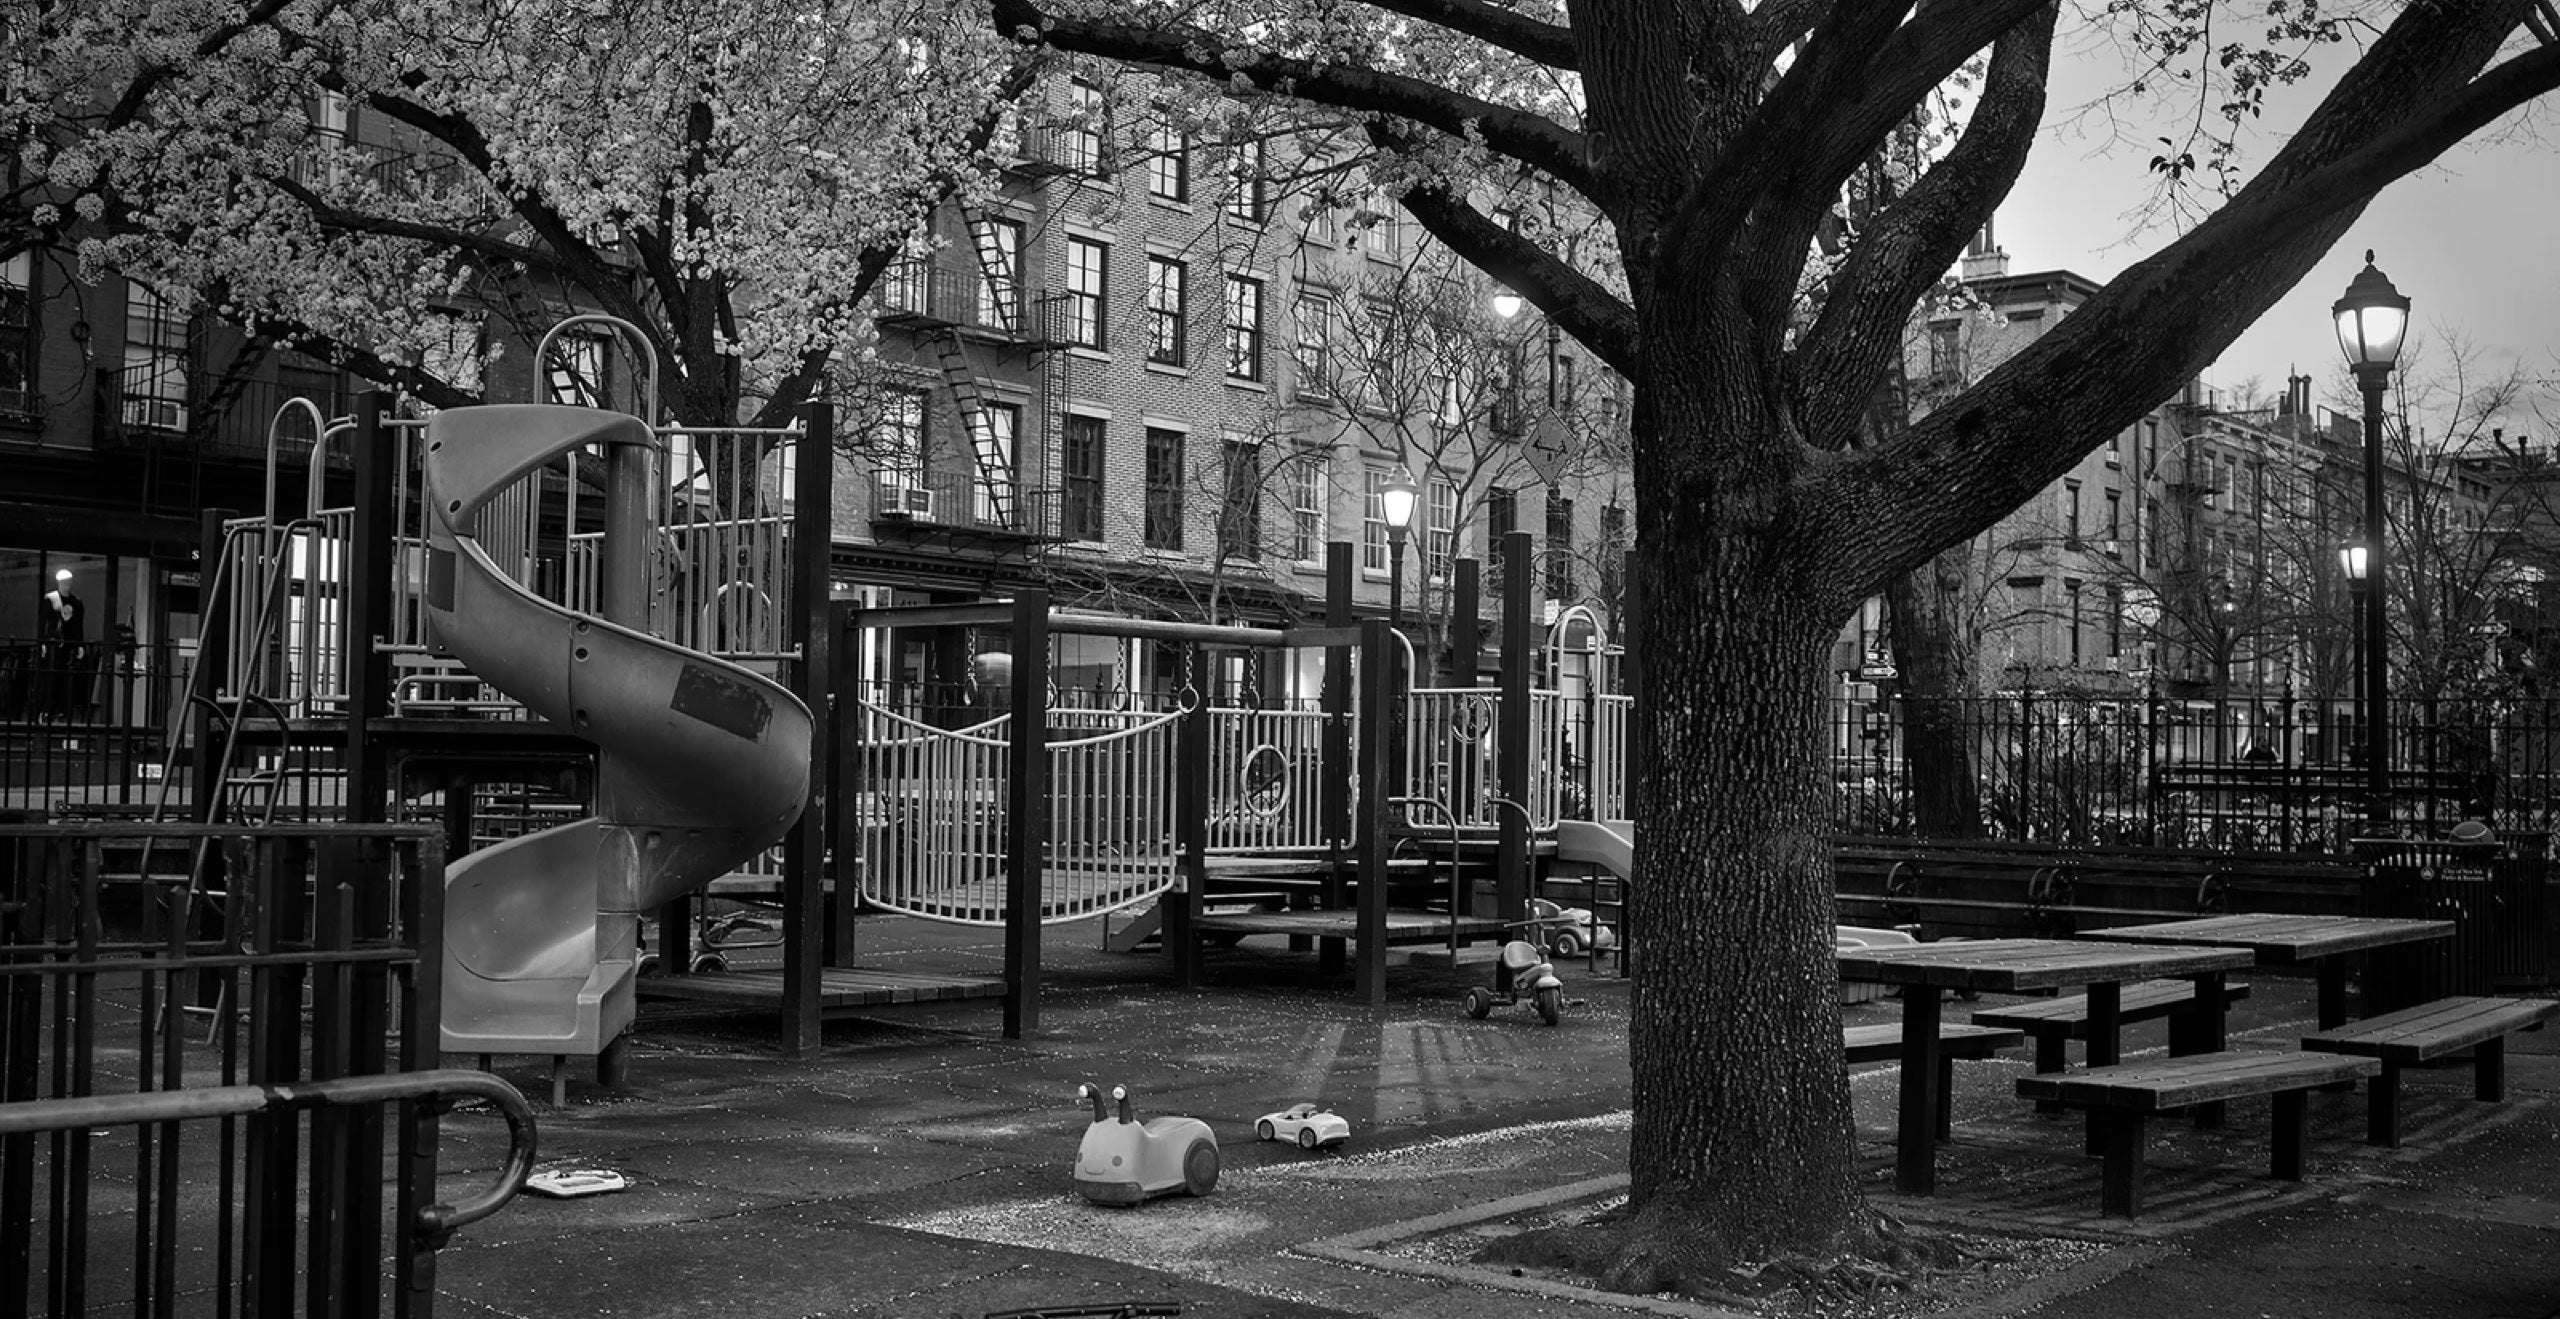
[424,918,2560,1319]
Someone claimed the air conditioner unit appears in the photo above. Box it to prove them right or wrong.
[878,483,934,519]
[2102,539,2122,557]
[2103,656,2123,671]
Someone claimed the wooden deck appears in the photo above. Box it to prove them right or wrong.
[635,967,1005,1013]
[1190,908,1508,945]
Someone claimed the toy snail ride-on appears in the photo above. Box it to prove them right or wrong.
[1463,903,1570,1025]
[1072,1082,1220,1206]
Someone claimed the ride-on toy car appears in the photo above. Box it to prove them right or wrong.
[1464,905,1569,1025]
[1531,898,1616,958]
[1255,1103,1351,1150]
[1072,1082,1219,1206]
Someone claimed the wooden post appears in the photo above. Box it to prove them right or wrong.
[1003,591,1050,1038]
[1498,530,1534,918]
[781,403,834,1057]
[342,393,395,825]
[1355,619,1392,1005]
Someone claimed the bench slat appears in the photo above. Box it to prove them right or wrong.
[2301,995,2560,1063]
[1840,1022,2022,1065]
[1971,978,2250,1037]
[2017,1051,2377,1112]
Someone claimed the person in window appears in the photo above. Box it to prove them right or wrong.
[39,569,84,719]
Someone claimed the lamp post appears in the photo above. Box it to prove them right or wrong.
[2339,542,2370,766]
[1381,465,1420,629]
[2334,250,2410,826]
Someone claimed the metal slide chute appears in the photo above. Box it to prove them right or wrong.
[422,404,812,1056]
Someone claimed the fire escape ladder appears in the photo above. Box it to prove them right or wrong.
[963,212,1021,337]
[932,331,1016,529]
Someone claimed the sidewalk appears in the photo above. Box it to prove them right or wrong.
[426,921,2560,1319]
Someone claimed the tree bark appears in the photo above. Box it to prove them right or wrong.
[1887,555,1984,838]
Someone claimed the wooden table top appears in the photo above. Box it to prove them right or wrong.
[2076,913,2455,962]
[1832,937,2255,993]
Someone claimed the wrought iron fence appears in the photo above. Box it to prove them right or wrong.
[0,820,512,1317]
[1828,689,2560,848]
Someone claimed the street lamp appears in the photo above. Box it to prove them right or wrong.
[2339,541,2370,767]
[1490,292,1524,320]
[2334,250,2409,825]
[1381,465,1420,628]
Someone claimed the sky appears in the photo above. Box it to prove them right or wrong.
[1991,21,2560,418]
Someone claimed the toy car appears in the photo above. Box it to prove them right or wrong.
[1072,1082,1219,1206]
[1255,1103,1350,1150]
[1532,898,1616,958]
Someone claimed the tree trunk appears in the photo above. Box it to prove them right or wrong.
[1886,553,1984,838]
[1619,414,1866,1274]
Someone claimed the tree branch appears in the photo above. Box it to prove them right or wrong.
[1788,3,2055,449]
[1822,3,2556,600]
[988,0,1592,194]
[1359,0,1578,70]
[1393,177,1639,375]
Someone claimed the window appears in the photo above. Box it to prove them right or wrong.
[0,252,32,413]
[1487,486,1517,581]
[974,401,1021,524]
[1221,439,1263,562]
[1600,503,1628,549]
[119,282,189,430]
[1361,468,1391,572]
[2107,586,2125,658]
[2104,490,2122,549]
[1146,120,1188,201]
[543,330,608,407]
[1145,256,1185,366]
[1427,476,1456,583]
[876,388,926,488]
[1144,426,1185,550]
[1927,322,1961,386]
[1226,139,1267,224]
[1063,414,1106,542]
[1290,453,1326,562]
[1062,80,1106,175]
[1224,275,1263,381]
[1545,496,1575,598]
[973,216,1023,332]
[2107,429,2123,467]
[1556,355,1577,408]
[2063,481,2081,543]
[1065,237,1108,349]
[1293,291,1333,396]
[2066,581,2085,665]
[419,308,486,397]
[1362,297,1399,407]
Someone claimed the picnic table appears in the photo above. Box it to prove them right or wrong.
[2077,913,2453,1029]
[1835,936,2255,1196]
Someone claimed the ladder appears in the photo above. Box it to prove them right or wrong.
[931,331,1018,529]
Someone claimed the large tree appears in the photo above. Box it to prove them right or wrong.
[989,0,2560,1283]
[8,0,1028,427]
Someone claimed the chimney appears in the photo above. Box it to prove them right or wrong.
[1960,221,2010,282]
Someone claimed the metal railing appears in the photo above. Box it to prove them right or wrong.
[1827,689,2560,847]
[0,821,474,1317]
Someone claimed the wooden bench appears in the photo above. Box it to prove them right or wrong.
[1971,978,2254,1078]
[2300,995,2560,1147]
[1841,1022,2024,1140]
[2015,1051,2382,1216]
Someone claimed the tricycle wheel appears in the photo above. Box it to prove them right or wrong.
[1296,1126,1317,1150]
[1182,1136,1220,1196]
[1464,987,1494,1019]
[1534,986,1561,1026]
[1256,1119,1275,1141]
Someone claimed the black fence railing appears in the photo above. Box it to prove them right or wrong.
[0,821,503,1318]
[1831,690,2560,849]
[0,640,196,813]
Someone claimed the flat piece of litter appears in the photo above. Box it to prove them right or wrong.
[525,1168,628,1198]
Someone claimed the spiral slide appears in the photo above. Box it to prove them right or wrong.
[421,405,812,1058]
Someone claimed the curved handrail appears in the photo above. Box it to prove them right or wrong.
[0,1068,536,1237]
[535,313,660,426]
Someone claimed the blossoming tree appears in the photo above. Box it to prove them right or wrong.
[7,0,1028,427]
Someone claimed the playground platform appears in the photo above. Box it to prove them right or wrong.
[418,913,2560,1319]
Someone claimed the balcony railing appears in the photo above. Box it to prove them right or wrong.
[870,467,1058,538]
[96,365,360,466]
[876,262,1068,343]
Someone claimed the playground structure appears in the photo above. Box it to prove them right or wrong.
[155,334,1647,1076]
